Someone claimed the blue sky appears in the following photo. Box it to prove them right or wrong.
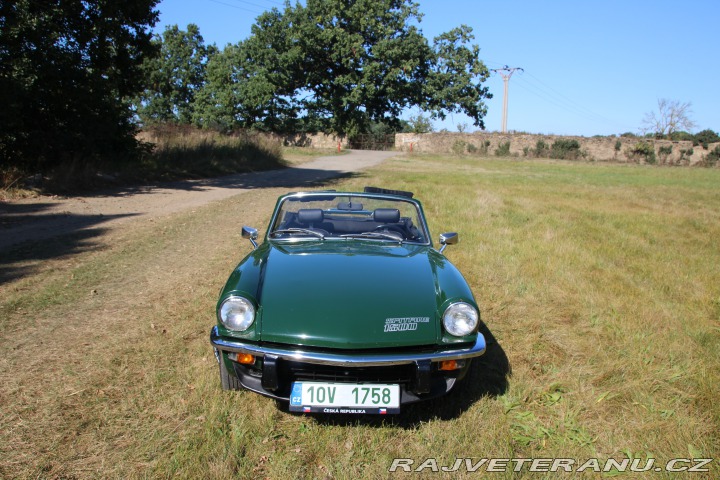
[155,0,718,136]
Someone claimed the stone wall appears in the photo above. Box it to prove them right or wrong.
[395,132,718,166]
[278,132,349,149]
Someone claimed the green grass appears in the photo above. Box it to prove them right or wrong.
[1,156,718,478]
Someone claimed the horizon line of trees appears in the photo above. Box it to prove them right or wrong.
[135,2,492,138]
[1,0,493,173]
[3,0,717,176]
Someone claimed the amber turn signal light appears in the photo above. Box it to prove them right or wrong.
[439,360,459,371]
[237,354,255,365]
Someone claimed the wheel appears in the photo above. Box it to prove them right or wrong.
[218,352,242,391]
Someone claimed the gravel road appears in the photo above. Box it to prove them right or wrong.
[0,150,400,252]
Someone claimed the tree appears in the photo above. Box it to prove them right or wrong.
[423,25,491,128]
[203,0,491,136]
[641,98,697,138]
[403,113,434,133]
[135,24,216,125]
[194,8,304,132]
[0,0,159,171]
[192,45,246,132]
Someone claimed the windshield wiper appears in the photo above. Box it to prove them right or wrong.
[340,232,403,242]
[270,228,325,239]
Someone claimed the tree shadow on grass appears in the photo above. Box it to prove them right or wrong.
[302,321,511,429]
[0,167,359,284]
[0,213,136,285]
[177,168,361,192]
[60,167,361,198]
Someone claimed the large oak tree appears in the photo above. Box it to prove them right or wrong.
[195,0,492,136]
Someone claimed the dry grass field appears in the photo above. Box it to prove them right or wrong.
[1,155,718,478]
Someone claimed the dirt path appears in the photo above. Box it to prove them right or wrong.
[0,149,399,477]
[0,150,399,252]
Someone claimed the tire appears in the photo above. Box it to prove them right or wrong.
[218,353,243,391]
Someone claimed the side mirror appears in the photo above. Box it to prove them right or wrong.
[242,226,258,249]
[438,232,458,253]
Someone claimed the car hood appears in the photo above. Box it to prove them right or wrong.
[257,241,443,349]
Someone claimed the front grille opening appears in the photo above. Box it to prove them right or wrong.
[280,361,416,385]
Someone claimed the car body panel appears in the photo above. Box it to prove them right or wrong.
[257,242,439,348]
[211,188,485,412]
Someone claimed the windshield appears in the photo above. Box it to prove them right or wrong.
[269,193,429,244]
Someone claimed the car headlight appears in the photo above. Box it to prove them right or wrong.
[218,296,255,331]
[442,302,478,336]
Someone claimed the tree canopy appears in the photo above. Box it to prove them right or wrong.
[195,0,492,136]
[135,24,216,125]
[0,0,159,170]
[1,0,495,173]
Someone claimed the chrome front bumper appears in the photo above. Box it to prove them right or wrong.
[210,325,486,367]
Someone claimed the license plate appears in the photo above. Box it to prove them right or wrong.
[289,382,400,414]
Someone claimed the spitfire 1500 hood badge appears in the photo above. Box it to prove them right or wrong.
[384,317,430,332]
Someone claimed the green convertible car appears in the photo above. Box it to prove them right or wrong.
[210,187,486,414]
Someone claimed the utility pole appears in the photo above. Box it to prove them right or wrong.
[491,66,523,133]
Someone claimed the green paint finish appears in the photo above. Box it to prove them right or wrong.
[216,190,480,349]
[259,242,439,348]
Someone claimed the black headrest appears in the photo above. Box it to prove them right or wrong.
[337,201,363,211]
[373,208,400,223]
[297,209,324,224]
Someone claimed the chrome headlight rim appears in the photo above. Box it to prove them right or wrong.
[442,301,479,337]
[218,295,256,332]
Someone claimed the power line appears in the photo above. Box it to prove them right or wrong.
[523,72,627,128]
[486,60,633,132]
[513,76,604,122]
[224,0,282,10]
[206,0,263,15]
[512,73,633,132]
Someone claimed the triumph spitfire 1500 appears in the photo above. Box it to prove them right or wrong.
[210,187,486,414]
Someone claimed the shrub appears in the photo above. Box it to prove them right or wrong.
[495,141,511,157]
[0,167,29,196]
[705,145,720,167]
[550,139,581,160]
[679,148,694,164]
[658,145,673,164]
[627,141,656,164]
[694,129,720,150]
[614,140,622,152]
[452,140,467,155]
[467,141,490,155]
[479,140,491,155]
[534,139,549,158]
[669,131,694,142]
